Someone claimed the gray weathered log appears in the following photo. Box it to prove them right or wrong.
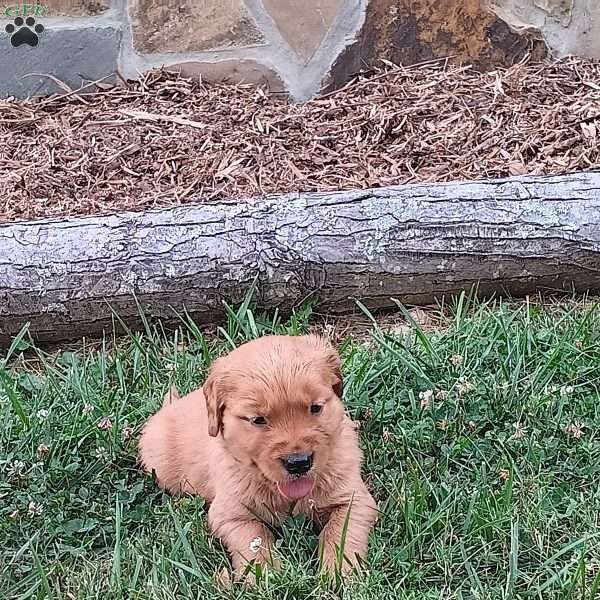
[2,173,600,345]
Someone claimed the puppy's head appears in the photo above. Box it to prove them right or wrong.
[203,335,345,500]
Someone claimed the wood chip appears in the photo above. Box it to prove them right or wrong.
[1,57,599,223]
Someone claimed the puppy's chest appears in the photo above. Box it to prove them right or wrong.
[246,481,337,528]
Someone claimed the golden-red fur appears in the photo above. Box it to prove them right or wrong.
[138,334,377,579]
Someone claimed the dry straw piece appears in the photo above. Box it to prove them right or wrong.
[1,57,599,223]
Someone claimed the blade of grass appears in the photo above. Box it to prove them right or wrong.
[0,370,29,428]
[110,498,123,591]
[29,536,54,600]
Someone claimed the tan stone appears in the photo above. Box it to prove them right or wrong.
[166,59,286,94]
[324,0,546,91]
[130,0,265,54]
[9,0,110,16]
[262,0,341,61]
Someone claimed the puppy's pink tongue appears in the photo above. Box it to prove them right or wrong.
[277,477,315,500]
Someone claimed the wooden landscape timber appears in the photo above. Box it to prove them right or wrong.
[1,173,600,345]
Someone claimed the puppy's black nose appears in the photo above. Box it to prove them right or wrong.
[282,452,313,475]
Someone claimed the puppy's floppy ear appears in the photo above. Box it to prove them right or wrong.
[313,336,343,399]
[203,361,226,437]
[327,347,344,399]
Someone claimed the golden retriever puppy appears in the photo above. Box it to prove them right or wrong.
[138,334,377,580]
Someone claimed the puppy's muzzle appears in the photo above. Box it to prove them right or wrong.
[281,452,313,475]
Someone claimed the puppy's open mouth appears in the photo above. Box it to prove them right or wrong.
[277,475,315,500]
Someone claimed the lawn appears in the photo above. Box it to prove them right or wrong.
[1,296,600,599]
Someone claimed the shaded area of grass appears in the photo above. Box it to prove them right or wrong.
[1,297,600,599]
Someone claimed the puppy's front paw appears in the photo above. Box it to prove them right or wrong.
[320,547,365,585]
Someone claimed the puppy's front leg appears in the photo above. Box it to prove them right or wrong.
[319,487,377,577]
[208,498,277,580]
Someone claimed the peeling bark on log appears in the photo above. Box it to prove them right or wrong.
[2,173,600,345]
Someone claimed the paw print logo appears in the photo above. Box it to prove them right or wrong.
[5,16,44,47]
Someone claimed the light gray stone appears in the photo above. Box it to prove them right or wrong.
[0,25,121,99]
[489,0,600,58]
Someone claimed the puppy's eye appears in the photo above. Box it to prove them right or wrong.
[310,404,323,415]
[251,416,268,426]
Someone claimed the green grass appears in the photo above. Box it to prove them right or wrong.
[2,296,600,599]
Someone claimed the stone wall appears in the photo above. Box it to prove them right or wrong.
[1,0,599,100]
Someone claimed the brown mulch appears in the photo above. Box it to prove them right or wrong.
[1,56,600,224]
